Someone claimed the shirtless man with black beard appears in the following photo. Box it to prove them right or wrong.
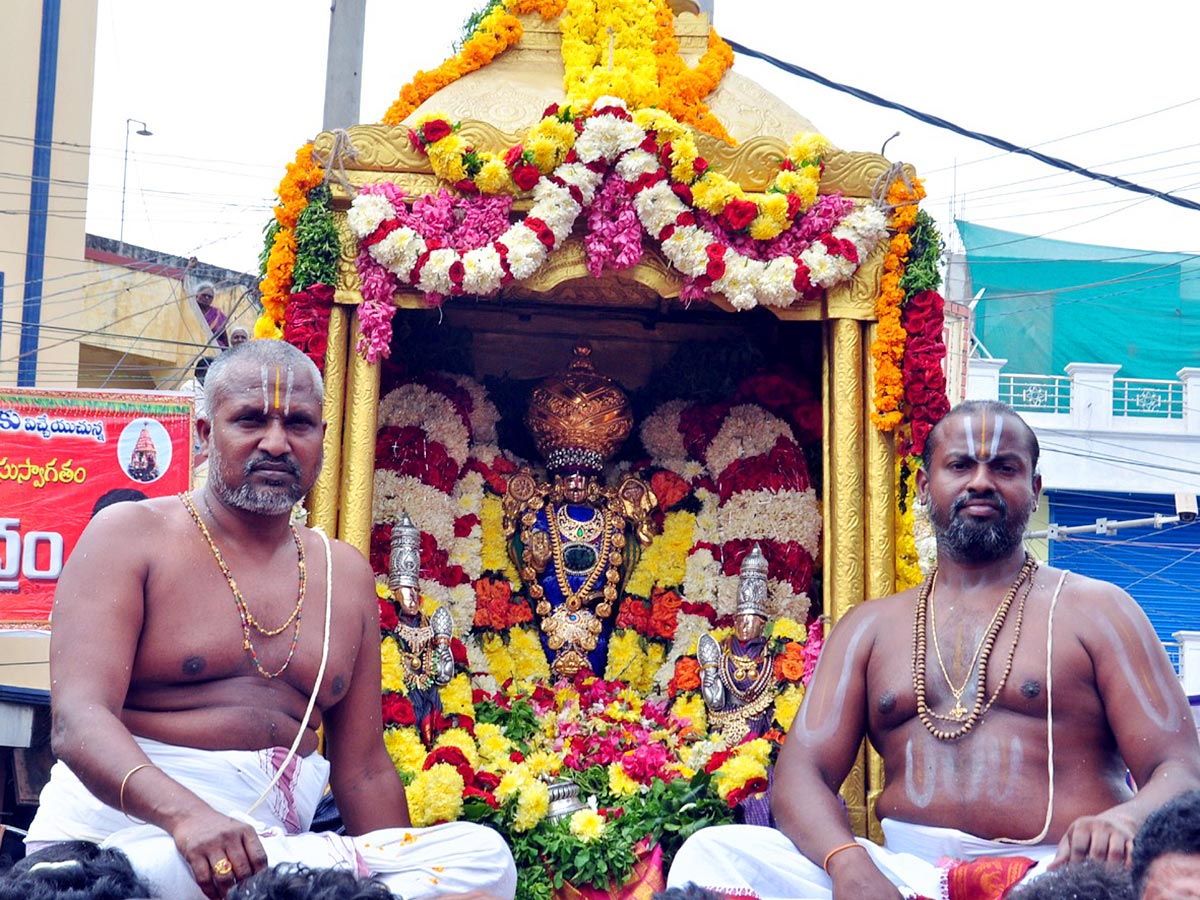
[666,400,1200,900]
[28,340,515,900]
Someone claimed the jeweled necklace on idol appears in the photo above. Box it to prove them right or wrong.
[547,502,615,614]
[912,552,1037,741]
[181,492,307,679]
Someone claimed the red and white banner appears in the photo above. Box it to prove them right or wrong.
[0,388,193,626]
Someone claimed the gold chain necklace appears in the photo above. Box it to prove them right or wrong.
[547,503,613,612]
[913,553,1037,740]
[720,645,774,703]
[180,493,307,679]
[928,571,1010,721]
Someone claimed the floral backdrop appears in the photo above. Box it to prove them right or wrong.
[363,345,827,900]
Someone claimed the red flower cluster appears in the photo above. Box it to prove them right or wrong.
[716,436,812,502]
[678,401,732,463]
[649,469,691,512]
[283,283,334,372]
[720,539,814,597]
[667,656,701,697]
[734,370,822,445]
[615,588,682,641]
[463,452,517,495]
[773,642,806,683]
[375,425,461,493]
[382,692,416,727]
[379,595,399,632]
[900,290,951,457]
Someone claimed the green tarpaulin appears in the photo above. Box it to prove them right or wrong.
[957,221,1200,380]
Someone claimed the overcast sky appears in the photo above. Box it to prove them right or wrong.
[86,0,1200,276]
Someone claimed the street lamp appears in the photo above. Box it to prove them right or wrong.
[120,118,152,246]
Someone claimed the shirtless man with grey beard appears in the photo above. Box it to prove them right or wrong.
[28,340,515,900]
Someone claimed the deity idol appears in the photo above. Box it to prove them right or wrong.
[698,544,778,745]
[503,343,657,679]
[387,511,453,726]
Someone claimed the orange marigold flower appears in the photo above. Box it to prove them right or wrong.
[773,642,805,683]
[668,657,701,697]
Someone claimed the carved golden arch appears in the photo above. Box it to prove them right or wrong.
[309,122,911,840]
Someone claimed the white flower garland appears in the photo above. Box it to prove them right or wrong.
[717,487,822,555]
[704,404,794,480]
[640,399,689,461]
[348,98,887,312]
[372,470,458,551]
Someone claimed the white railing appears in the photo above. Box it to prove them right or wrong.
[971,360,1200,434]
[1114,378,1185,419]
[999,374,1071,415]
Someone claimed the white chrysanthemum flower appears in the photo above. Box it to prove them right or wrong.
[718,487,822,554]
[347,193,395,238]
[683,547,720,608]
[633,180,687,238]
[417,247,459,296]
[706,405,792,478]
[574,114,644,163]
[461,245,505,296]
[640,399,688,460]
[500,225,548,280]
[372,228,424,281]
[660,225,710,277]
[693,487,720,541]
[372,471,459,551]
[756,257,800,308]
[555,162,603,206]
[801,243,838,286]
[836,204,889,247]
[615,148,659,181]
[713,255,760,311]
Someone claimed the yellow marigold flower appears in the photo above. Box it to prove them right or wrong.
[691,173,743,214]
[512,778,550,832]
[482,632,515,686]
[795,178,819,210]
[602,629,641,684]
[524,750,562,779]
[608,763,641,798]
[253,314,283,341]
[375,582,395,601]
[749,213,787,241]
[384,727,427,779]
[408,763,465,827]
[440,673,474,718]
[476,723,514,771]
[480,496,519,583]
[569,808,607,843]
[788,132,830,166]
[737,738,773,766]
[632,108,688,143]
[770,618,805,643]
[714,753,767,801]
[380,636,406,695]
[475,157,514,195]
[625,510,694,596]
[775,684,805,731]
[509,626,551,681]
[435,728,479,769]
[527,135,562,173]
[671,693,707,732]
[496,764,535,805]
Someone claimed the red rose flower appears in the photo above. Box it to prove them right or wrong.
[704,243,727,282]
[720,198,758,232]
[381,693,416,727]
[693,157,709,177]
[671,183,693,206]
[513,163,540,192]
[523,217,555,249]
[421,119,453,144]
[504,144,524,168]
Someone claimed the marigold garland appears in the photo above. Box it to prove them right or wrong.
[255,143,324,340]
[868,176,925,431]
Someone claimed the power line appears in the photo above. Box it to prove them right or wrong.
[725,38,1200,214]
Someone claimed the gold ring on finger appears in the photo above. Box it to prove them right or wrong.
[213,858,234,877]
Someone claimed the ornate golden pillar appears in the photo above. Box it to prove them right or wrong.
[823,316,868,836]
[309,304,351,535]
[862,320,897,843]
[338,310,381,556]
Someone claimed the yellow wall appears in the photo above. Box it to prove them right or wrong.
[0,0,99,387]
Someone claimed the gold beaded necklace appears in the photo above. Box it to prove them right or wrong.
[912,553,1037,741]
[547,503,614,612]
[180,493,307,679]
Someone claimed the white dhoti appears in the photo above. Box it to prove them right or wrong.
[26,737,516,900]
[665,820,1057,900]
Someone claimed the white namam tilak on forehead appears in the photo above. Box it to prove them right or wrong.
[284,366,295,416]
[961,409,1004,461]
